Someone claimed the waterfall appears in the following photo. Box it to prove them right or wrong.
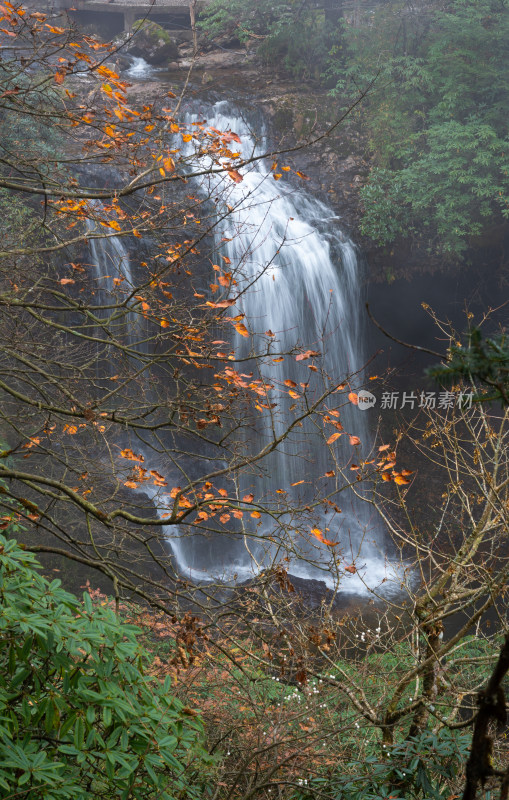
[87,221,134,298]
[86,210,147,366]
[84,105,398,594]
[156,100,396,594]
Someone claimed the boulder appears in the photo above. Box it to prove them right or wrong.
[127,20,179,65]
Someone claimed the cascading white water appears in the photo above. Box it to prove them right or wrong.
[126,57,155,80]
[157,100,397,594]
[86,209,145,355]
[87,220,134,296]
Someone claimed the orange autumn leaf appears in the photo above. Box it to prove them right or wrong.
[243,493,254,503]
[124,480,138,489]
[325,470,335,477]
[150,470,167,486]
[295,349,320,361]
[311,527,338,547]
[382,472,392,482]
[291,480,306,486]
[349,435,361,446]
[327,432,341,445]
[228,169,243,184]
[348,392,358,405]
[288,390,300,398]
[394,474,411,485]
[222,131,241,144]
[206,299,236,308]
[234,322,249,337]
[59,278,75,285]
[120,448,144,463]
[251,510,261,519]
[344,564,357,574]
[54,69,66,84]
[284,379,297,388]
[379,444,391,452]
[160,319,170,328]
[296,171,310,180]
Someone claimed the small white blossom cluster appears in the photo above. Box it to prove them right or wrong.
[283,688,301,703]
[297,778,308,786]
[306,679,323,695]
[355,624,382,643]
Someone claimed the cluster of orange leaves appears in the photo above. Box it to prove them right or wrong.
[119,448,265,524]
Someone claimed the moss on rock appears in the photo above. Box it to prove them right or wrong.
[129,20,179,65]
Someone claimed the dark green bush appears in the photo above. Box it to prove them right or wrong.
[294,728,471,800]
[0,535,213,799]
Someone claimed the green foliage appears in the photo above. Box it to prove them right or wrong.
[428,327,509,406]
[0,189,44,253]
[131,19,173,46]
[330,0,509,257]
[0,67,66,177]
[294,728,471,800]
[199,0,334,78]
[0,536,213,799]
[198,0,267,42]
